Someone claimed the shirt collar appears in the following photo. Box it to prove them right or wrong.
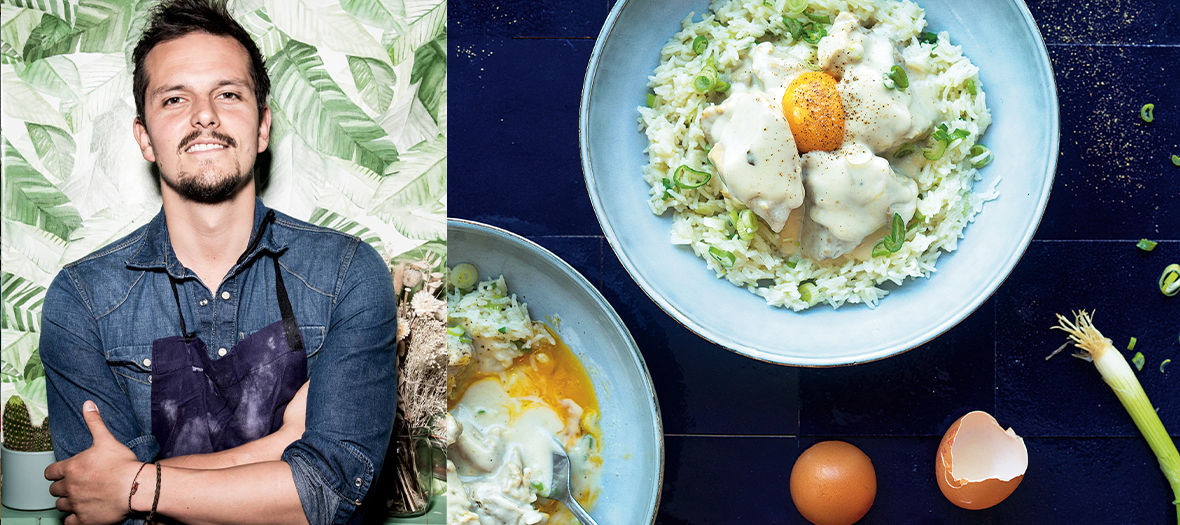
[126,198,286,278]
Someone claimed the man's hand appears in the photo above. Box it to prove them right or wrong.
[278,380,310,440]
[45,401,142,525]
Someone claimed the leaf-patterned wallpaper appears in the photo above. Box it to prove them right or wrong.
[0,0,448,424]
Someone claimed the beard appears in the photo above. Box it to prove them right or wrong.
[163,130,252,204]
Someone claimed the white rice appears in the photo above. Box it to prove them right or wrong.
[638,0,994,310]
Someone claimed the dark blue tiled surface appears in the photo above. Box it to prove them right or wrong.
[450,0,1180,522]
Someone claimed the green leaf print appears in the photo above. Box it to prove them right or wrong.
[26,123,77,180]
[2,138,82,242]
[3,0,78,27]
[411,31,445,122]
[387,0,444,65]
[1,272,47,333]
[348,55,396,113]
[268,39,399,175]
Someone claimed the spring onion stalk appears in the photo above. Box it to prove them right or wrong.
[1160,264,1180,297]
[709,247,736,269]
[673,165,711,188]
[785,0,807,15]
[969,144,993,168]
[1138,238,1159,251]
[1053,311,1180,523]
[449,263,478,289]
[1141,103,1155,123]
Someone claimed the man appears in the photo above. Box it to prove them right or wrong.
[38,1,397,524]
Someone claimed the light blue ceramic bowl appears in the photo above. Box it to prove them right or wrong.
[580,0,1058,366]
[447,219,664,523]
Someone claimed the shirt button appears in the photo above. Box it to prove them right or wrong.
[354,478,362,487]
[218,347,228,357]
[199,299,208,306]
[221,291,231,300]
[142,358,152,367]
[239,332,245,340]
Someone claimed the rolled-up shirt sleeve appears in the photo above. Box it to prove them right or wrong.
[282,240,397,525]
[41,267,161,463]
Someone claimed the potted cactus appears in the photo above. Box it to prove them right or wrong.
[2,395,57,511]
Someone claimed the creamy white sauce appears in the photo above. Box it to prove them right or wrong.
[702,91,805,233]
[799,144,917,260]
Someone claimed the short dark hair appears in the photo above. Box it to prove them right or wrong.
[132,0,269,123]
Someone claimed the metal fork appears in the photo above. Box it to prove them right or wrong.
[547,436,600,525]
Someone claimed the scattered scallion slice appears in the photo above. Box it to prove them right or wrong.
[714,80,731,92]
[1140,103,1155,123]
[803,56,822,71]
[1163,359,1172,373]
[924,124,952,160]
[694,73,715,93]
[894,143,916,158]
[805,11,830,24]
[1052,311,1180,522]
[918,31,937,45]
[692,35,708,55]
[1128,337,1138,351]
[800,22,827,44]
[799,281,818,303]
[969,144,993,168]
[784,17,804,39]
[646,93,656,108]
[1137,238,1158,251]
[1133,352,1146,371]
[786,259,798,269]
[660,177,675,198]
[785,0,808,15]
[709,247,736,269]
[449,263,478,289]
[886,65,909,90]
[964,79,977,95]
[873,213,906,257]
[673,165,711,189]
[498,327,507,334]
[1160,264,1180,297]
[1173,154,1180,167]
[446,325,465,337]
[735,209,758,240]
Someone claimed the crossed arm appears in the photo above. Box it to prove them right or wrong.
[44,383,311,525]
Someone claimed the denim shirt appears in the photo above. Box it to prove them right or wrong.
[39,199,397,525]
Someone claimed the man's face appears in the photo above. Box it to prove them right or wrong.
[133,32,270,204]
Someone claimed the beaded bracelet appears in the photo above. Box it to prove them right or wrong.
[128,462,149,516]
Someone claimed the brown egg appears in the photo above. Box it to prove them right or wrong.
[936,411,1028,510]
[790,440,876,525]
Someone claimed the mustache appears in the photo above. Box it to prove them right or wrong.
[178,130,237,151]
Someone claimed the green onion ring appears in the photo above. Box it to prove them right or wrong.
[713,80,731,92]
[673,165,711,189]
[449,263,479,289]
[786,0,808,15]
[887,65,909,89]
[969,144,993,168]
[1160,263,1180,297]
[692,35,708,55]
[783,17,804,39]
[1140,103,1154,123]
[1173,154,1180,167]
[924,140,948,161]
[805,11,830,24]
[799,281,817,303]
[709,247,736,269]
[736,209,758,240]
[1162,359,1172,373]
[893,143,916,159]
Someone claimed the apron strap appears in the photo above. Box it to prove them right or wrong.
[168,277,195,343]
[273,257,304,354]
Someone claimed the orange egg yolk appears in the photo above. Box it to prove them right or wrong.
[782,71,846,153]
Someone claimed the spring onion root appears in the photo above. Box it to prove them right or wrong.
[1053,311,1180,523]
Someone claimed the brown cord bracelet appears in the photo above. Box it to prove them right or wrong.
[146,462,161,523]
[128,462,149,516]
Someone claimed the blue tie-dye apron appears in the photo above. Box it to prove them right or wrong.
[150,212,307,458]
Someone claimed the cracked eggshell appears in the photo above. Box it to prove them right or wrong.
[936,410,1028,510]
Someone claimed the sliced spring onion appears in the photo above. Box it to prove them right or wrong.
[446,325,465,337]
[1141,103,1155,123]
[1053,311,1180,523]
[1133,352,1146,371]
[969,144,993,168]
[1160,264,1180,297]
[800,23,827,44]
[714,80,731,92]
[1163,359,1172,373]
[673,165,711,188]
[498,327,507,334]
[887,65,909,90]
[735,209,758,240]
[784,17,804,39]
[894,143,917,158]
[694,72,715,93]
[871,241,892,258]
[786,259,798,269]
[918,31,937,45]
[692,35,708,55]
[799,281,817,303]
[924,124,951,160]
[1138,238,1158,251]
[872,213,906,257]
[907,209,925,231]
[964,79,977,95]
[805,11,830,24]
[786,0,808,15]
[646,93,655,108]
[709,247,736,269]
[1128,337,1138,351]
[660,177,675,198]
[449,263,478,289]
[1173,154,1180,167]
[803,56,822,71]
